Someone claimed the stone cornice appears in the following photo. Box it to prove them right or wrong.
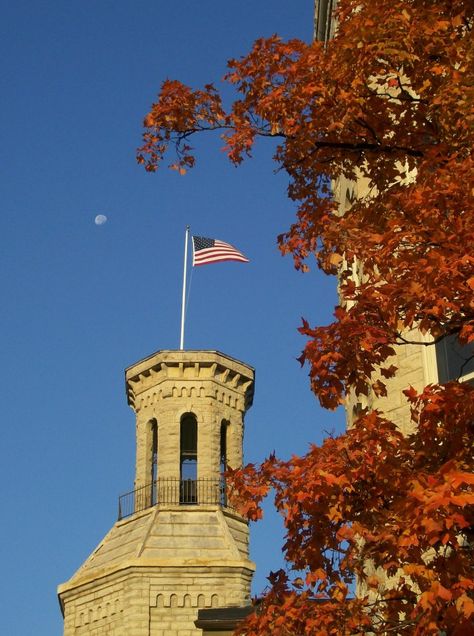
[125,350,254,411]
[58,559,256,599]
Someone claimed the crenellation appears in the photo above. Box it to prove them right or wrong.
[152,592,222,609]
[74,593,123,628]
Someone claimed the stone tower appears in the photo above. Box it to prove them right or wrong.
[58,350,255,636]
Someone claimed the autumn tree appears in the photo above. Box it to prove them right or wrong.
[137,0,474,633]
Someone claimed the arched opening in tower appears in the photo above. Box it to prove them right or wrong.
[150,419,158,505]
[180,413,198,503]
[220,420,228,506]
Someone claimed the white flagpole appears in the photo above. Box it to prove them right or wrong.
[179,226,190,350]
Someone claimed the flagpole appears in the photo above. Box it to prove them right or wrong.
[179,226,190,350]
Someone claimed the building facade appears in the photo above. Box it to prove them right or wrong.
[314,1,474,431]
[315,0,474,607]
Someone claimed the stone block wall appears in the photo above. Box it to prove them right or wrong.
[346,337,431,434]
[61,564,253,636]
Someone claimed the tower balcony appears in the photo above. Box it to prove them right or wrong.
[118,477,233,520]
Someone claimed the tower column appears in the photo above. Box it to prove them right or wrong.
[227,419,243,470]
[59,350,255,636]
[134,416,155,492]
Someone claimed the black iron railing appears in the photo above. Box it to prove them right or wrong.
[118,478,230,520]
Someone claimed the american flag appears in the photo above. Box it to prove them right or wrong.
[192,236,249,266]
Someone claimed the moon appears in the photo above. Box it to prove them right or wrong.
[94,214,108,226]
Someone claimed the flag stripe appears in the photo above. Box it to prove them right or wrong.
[194,249,248,260]
[192,236,249,266]
[194,255,249,265]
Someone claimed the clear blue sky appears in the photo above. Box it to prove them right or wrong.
[0,2,343,634]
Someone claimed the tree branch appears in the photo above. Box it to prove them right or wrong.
[395,329,460,347]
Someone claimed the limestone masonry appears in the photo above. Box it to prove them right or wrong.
[58,350,255,636]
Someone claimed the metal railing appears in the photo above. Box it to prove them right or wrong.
[118,478,230,520]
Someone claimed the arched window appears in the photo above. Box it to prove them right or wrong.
[150,419,158,504]
[220,421,228,474]
[220,420,228,506]
[180,414,197,503]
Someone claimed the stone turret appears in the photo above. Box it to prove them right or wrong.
[58,350,255,636]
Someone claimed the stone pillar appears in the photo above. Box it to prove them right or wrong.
[227,418,243,471]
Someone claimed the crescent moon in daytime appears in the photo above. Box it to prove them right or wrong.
[94,214,108,226]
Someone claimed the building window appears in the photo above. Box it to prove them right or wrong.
[220,421,228,506]
[180,414,197,503]
[314,0,336,42]
[150,419,158,504]
[435,335,474,385]
[220,421,228,474]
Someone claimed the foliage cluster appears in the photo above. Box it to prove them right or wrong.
[138,1,473,633]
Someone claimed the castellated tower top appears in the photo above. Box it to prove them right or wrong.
[125,349,254,412]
